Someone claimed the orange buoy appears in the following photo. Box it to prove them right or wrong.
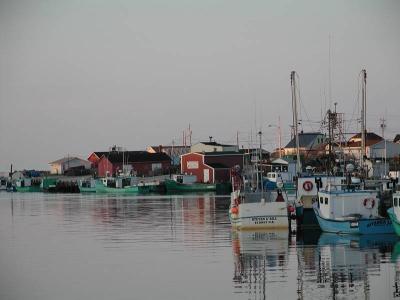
[231,207,239,214]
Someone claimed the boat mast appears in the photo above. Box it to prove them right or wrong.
[360,69,367,177]
[291,71,302,174]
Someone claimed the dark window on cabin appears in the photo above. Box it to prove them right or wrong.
[395,197,398,207]
[325,197,328,205]
[320,197,323,204]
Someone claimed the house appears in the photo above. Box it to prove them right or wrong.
[180,151,243,183]
[394,134,400,144]
[190,141,238,153]
[87,151,109,168]
[146,145,190,166]
[367,140,400,159]
[239,148,270,163]
[49,157,92,175]
[97,151,171,177]
[343,132,383,160]
[283,132,326,158]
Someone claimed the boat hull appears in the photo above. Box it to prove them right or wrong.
[230,202,289,230]
[314,207,394,235]
[15,186,42,192]
[165,179,217,192]
[387,208,400,236]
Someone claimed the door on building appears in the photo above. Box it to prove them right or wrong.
[204,169,210,183]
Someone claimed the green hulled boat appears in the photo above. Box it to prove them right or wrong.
[79,177,150,194]
[165,179,217,192]
[15,178,42,192]
[388,191,400,236]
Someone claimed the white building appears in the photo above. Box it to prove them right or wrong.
[49,157,91,174]
[190,141,238,153]
[368,140,400,159]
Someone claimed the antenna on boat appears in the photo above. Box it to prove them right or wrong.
[291,71,302,174]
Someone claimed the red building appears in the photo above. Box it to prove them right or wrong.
[97,151,171,177]
[180,152,243,183]
[88,151,108,169]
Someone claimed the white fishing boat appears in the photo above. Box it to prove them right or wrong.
[229,166,296,232]
[313,164,393,234]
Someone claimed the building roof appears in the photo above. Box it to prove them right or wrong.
[148,145,188,151]
[394,134,400,143]
[207,163,229,169]
[285,132,324,149]
[239,148,270,154]
[91,152,109,159]
[49,157,89,165]
[271,158,289,165]
[102,151,171,163]
[346,132,383,148]
[349,132,383,142]
[203,151,242,156]
[197,141,236,147]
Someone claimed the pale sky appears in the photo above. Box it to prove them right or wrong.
[1,0,399,170]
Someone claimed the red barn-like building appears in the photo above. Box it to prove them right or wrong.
[181,152,243,183]
[97,151,171,177]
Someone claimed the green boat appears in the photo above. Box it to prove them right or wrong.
[15,178,42,192]
[388,191,400,236]
[79,177,149,194]
[165,178,217,192]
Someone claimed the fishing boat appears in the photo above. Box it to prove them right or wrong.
[15,178,42,192]
[165,174,225,193]
[229,166,297,232]
[387,190,400,236]
[0,177,7,191]
[313,167,394,234]
[79,176,150,194]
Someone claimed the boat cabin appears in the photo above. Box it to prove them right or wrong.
[0,177,7,191]
[172,174,197,184]
[393,192,400,220]
[317,188,379,220]
[101,177,137,188]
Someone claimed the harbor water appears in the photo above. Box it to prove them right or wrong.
[0,193,399,299]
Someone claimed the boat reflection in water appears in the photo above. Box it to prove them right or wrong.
[232,229,295,298]
[231,229,397,299]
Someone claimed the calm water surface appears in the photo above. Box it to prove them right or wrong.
[0,193,399,299]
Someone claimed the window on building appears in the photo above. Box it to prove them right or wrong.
[320,197,323,204]
[325,197,328,205]
[395,197,398,207]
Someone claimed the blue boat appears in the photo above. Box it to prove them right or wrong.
[313,185,394,235]
[314,206,394,234]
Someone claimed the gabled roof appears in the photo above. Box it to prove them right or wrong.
[49,157,89,165]
[101,151,171,163]
[197,141,236,147]
[207,163,229,169]
[90,152,109,159]
[394,134,400,143]
[346,132,383,148]
[285,132,324,149]
[271,158,289,165]
[349,132,383,142]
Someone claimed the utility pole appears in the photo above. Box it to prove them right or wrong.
[291,71,302,174]
[258,130,263,195]
[380,117,387,177]
[360,69,367,177]
[278,116,282,158]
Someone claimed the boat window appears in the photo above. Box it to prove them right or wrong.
[325,197,328,205]
[320,197,323,204]
[395,197,398,207]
